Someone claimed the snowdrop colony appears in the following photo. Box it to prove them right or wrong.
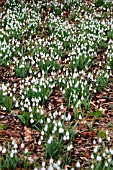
[0,0,113,169]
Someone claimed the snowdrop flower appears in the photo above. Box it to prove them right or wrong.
[14,143,18,149]
[44,124,48,131]
[14,149,17,153]
[96,155,101,161]
[25,148,28,153]
[0,146,2,151]
[63,136,67,141]
[93,140,96,145]
[41,131,45,136]
[2,148,6,153]
[79,115,82,120]
[106,130,108,135]
[38,140,41,145]
[98,138,102,143]
[107,136,110,141]
[41,167,46,170]
[105,162,108,167]
[58,121,62,127]
[10,152,14,158]
[68,114,71,121]
[108,158,111,163]
[50,158,53,164]
[42,161,46,167]
[76,161,80,168]
[67,144,73,151]
[34,168,38,170]
[15,101,19,107]
[30,114,33,118]
[48,165,54,170]
[110,148,113,155]
[60,104,64,110]
[21,143,24,148]
[47,118,51,123]
[94,146,98,153]
[66,131,69,136]
[91,154,94,159]
[57,160,61,165]
[30,118,34,124]
[2,84,7,91]
[91,164,94,169]
[59,127,64,133]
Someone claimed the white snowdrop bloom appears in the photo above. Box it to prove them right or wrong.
[47,118,51,123]
[40,135,43,140]
[81,96,84,101]
[91,164,94,169]
[93,140,96,145]
[40,109,44,115]
[48,165,54,170]
[76,162,80,168]
[59,127,64,133]
[53,126,57,132]
[94,145,98,153]
[94,89,96,93]
[58,121,62,127]
[98,138,102,143]
[34,168,38,170]
[2,148,6,153]
[107,136,110,141]
[48,105,52,110]
[44,125,48,131]
[103,152,106,157]
[48,139,52,144]
[63,136,67,141]
[105,162,108,167]
[105,148,109,153]
[3,107,6,110]
[91,154,94,159]
[66,131,69,136]
[41,131,44,136]
[38,140,41,145]
[79,115,82,120]
[2,84,7,91]
[68,114,71,121]
[67,135,70,140]
[30,118,34,124]
[29,107,32,112]
[53,163,58,169]
[15,101,19,107]
[42,161,46,167]
[96,155,102,161]
[0,146,2,151]
[12,140,15,145]
[106,130,108,135]
[67,145,70,151]
[61,114,65,119]
[14,143,18,149]
[30,114,33,118]
[21,143,24,149]
[60,104,64,110]
[40,119,43,123]
[108,158,111,162]
[50,158,53,164]
[110,148,113,155]
[57,160,61,166]
[25,148,28,153]
[41,167,46,170]
[10,152,14,158]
